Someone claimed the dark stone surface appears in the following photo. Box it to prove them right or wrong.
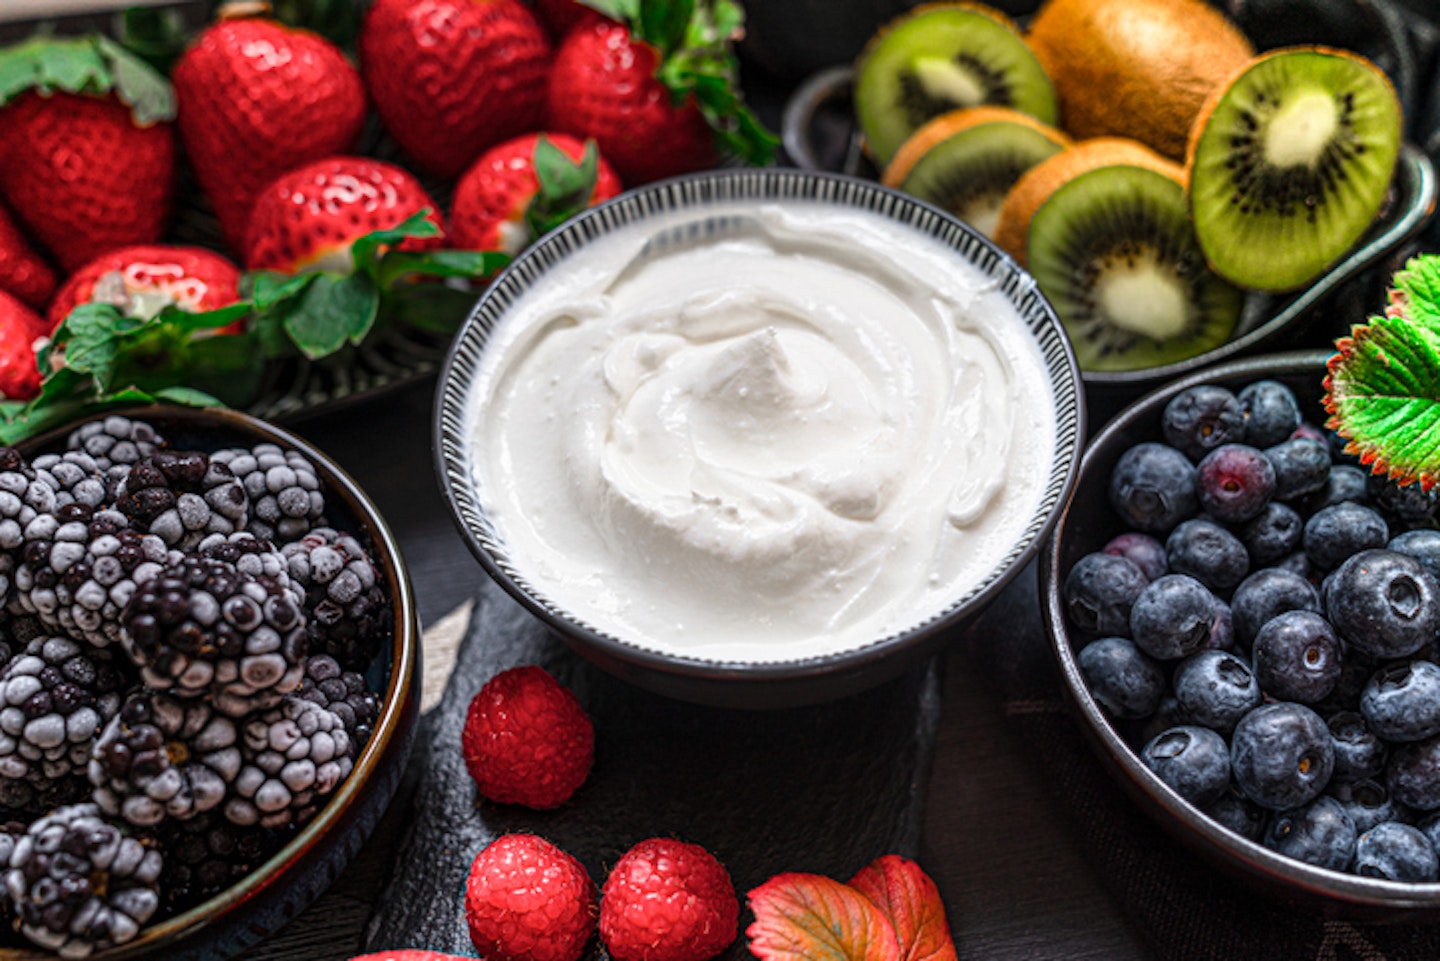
[363,577,943,958]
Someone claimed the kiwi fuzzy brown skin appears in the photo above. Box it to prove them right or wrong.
[1026,0,1254,161]
[993,137,1179,265]
[882,105,1071,187]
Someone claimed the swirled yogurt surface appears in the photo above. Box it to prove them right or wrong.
[466,200,1058,662]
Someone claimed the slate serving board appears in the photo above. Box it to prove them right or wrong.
[363,577,944,959]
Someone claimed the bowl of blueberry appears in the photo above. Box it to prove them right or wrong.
[0,406,418,958]
[1042,346,1440,912]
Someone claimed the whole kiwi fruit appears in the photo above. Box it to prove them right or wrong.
[1026,0,1255,160]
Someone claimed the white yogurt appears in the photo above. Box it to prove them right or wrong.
[466,200,1058,662]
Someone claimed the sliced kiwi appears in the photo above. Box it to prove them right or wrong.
[855,3,1058,168]
[1028,163,1246,372]
[1187,46,1403,293]
[881,107,1069,238]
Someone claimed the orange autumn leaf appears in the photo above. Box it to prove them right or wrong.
[746,872,902,961]
[849,855,959,961]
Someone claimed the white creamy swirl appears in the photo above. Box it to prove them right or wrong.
[469,202,1057,661]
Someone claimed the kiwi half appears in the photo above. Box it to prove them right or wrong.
[1022,148,1245,372]
[882,107,1070,239]
[855,3,1058,168]
[1186,46,1403,293]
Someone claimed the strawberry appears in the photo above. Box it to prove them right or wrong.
[47,245,243,332]
[531,0,608,39]
[0,36,177,272]
[360,0,552,179]
[0,201,57,312]
[545,0,775,185]
[451,133,622,255]
[0,289,45,401]
[173,16,367,252]
[244,157,445,274]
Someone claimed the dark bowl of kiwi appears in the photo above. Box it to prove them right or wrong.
[1041,345,1440,915]
[781,0,1439,428]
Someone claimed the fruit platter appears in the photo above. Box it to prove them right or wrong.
[3,0,1440,960]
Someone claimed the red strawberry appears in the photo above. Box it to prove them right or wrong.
[173,17,367,252]
[0,90,175,272]
[0,289,46,401]
[451,132,622,255]
[461,665,593,809]
[0,201,57,312]
[244,157,445,274]
[531,0,608,39]
[466,833,596,961]
[599,838,739,961]
[360,0,552,179]
[47,245,243,332]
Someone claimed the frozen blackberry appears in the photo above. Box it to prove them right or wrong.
[297,655,381,749]
[212,444,325,543]
[89,692,241,828]
[114,451,248,550]
[156,812,285,914]
[11,508,178,647]
[65,416,165,481]
[282,528,390,670]
[0,635,127,816]
[196,531,304,607]
[225,694,354,830]
[120,555,307,716]
[28,451,112,514]
[4,802,162,957]
[0,451,57,606]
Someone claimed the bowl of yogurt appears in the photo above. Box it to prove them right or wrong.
[436,168,1085,708]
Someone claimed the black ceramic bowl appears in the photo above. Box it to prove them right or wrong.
[4,405,420,960]
[1041,350,1440,915]
[437,167,1085,709]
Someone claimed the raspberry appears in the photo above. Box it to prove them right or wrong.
[599,838,738,961]
[465,833,595,961]
[461,666,592,809]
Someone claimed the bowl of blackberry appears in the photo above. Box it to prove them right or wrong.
[1042,332,1440,912]
[0,405,418,958]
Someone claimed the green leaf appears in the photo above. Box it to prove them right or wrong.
[114,6,190,75]
[282,273,380,359]
[151,386,223,407]
[381,283,485,334]
[639,0,694,56]
[93,34,176,125]
[1393,255,1440,330]
[0,35,174,124]
[526,137,601,242]
[250,271,319,310]
[350,210,443,280]
[376,250,509,290]
[269,0,364,51]
[54,303,150,388]
[579,0,639,21]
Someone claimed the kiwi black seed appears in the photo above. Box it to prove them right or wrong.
[1028,164,1245,373]
[1187,46,1403,293]
[855,3,1057,168]
[882,107,1069,239]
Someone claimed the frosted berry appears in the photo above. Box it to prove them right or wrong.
[465,833,596,961]
[462,665,593,809]
[600,837,739,961]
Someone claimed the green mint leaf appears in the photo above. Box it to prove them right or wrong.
[93,34,176,125]
[281,273,380,359]
[639,0,694,56]
[1326,313,1440,490]
[1393,255,1440,330]
[579,0,639,22]
[151,386,223,407]
[350,210,442,280]
[526,137,600,242]
[376,250,510,290]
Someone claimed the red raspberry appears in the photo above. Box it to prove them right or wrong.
[599,838,739,961]
[462,665,594,808]
[466,833,596,961]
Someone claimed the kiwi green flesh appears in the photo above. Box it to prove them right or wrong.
[1190,49,1402,292]
[855,8,1058,166]
[899,121,1066,238]
[1029,165,1245,373]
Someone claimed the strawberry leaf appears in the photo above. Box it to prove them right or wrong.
[376,250,510,290]
[381,282,486,334]
[580,0,639,21]
[113,5,190,75]
[351,210,444,281]
[747,873,903,961]
[0,34,175,124]
[1392,255,1440,330]
[93,35,176,126]
[526,137,601,242]
[151,386,223,406]
[849,856,958,961]
[640,0,695,58]
[279,273,380,359]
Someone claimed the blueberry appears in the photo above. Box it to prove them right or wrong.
[1197,444,1276,524]
[1109,442,1198,534]
[1353,821,1440,881]
[1206,601,1235,653]
[1328,779,1408,835]
[1328,711,1389,783]
[1103,532,1167,582]
[1361,660,1440,743]
[1315,659,1377,720]
[1077,637,1166,719]
[1064,552,1149,636]
[1308,464,1369,511]
[1239,502,1304,567]
[1231,702,1334,810]
[1165,519,1249,593]
[1263,796,1356,871]
[1325,549,1440,660]
[1386,734,1440,811]
[1418,811,1440,855]
[1368,473,1438,528]
[1251,611,1342,704]
[1142,725,1231,806]
[1291,422,1328,444]
[1265,437,1331,502]
[1162,385,1246,461]
[1389,529,1440,585]
[1173,649,1261,735]
[1275,551,1313,581]
[1230,568,1322,650]
[1205,783,1267,841]
[1131,574,1221,660]
[1304,502,1389,572]
[1134,692,1187,748]
[1238,379,1302,448]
